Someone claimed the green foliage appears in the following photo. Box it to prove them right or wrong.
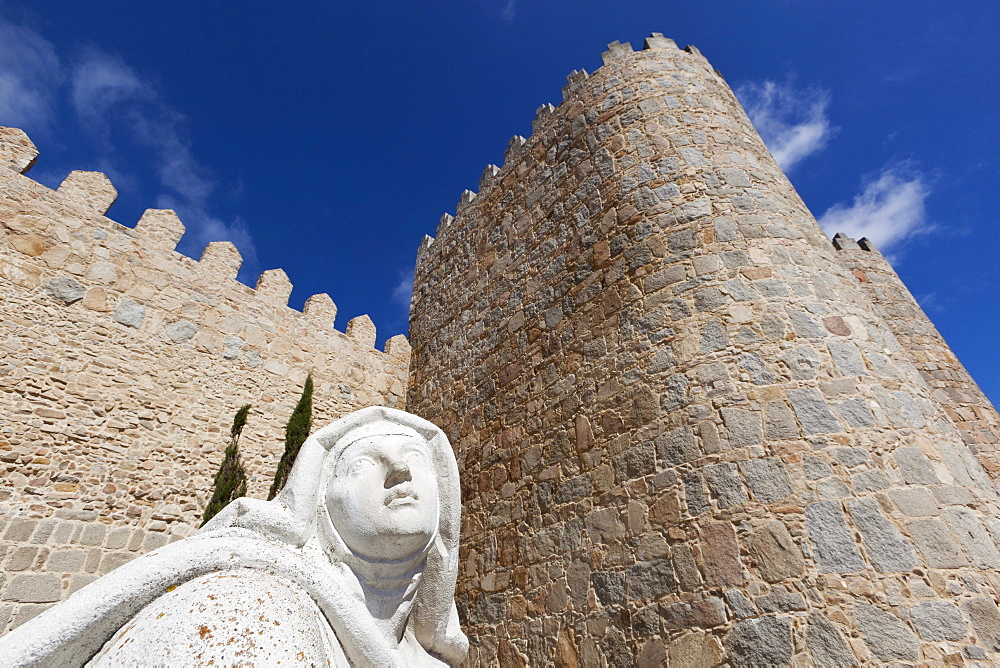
[201,404,251,526]
[268,374,314,500]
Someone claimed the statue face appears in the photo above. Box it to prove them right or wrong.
[326,434,439,561]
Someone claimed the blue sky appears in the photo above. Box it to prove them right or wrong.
[1,1,997,405]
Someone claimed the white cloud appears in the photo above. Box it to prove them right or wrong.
[818,164,930,250]
[391,268,414,314]
[67,49,258,277]
[501,0,516,21]
[0,16,62,133]
[737,80,834,172]
[0,12,257,279]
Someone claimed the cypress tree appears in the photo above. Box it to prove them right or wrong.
[201,403,251,526]
[268,374,314,500]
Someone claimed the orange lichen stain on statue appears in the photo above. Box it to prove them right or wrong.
[297,651,306,661]
[166,584,177,592]
[198,625,213,639]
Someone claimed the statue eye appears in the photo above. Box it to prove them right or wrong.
[349,456,376,474]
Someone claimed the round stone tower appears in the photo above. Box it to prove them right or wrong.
[408,34,1000,665]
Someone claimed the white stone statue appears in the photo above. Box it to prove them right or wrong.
[0,407,469,666]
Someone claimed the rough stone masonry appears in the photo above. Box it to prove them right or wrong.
[0,126,410,632]
[408,35,1000,665]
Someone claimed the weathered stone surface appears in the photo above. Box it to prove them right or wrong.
[910,601,967,641]
[888,487,938,516]
[592,571,625,606]
[855,602,919,662]
[699,522,743,587]
[724,588,757,619]
[963,598,1000,652]
[755,588,806,612]
[703,463,748,509]
[806,501,865,573]
[112,296,146,328]
[908,518,967,568]
[847,497,916,572]
[942,507,1000,569]
[806,611,857,666]
[747,521,804,583]
[738,458,793,502]
[164,319,198,343]
[721,408,763,448]
[626,557,675,600]
[1,574,61,603]
[666,632,724,668]
[45,276,86,305]
[788,388,842,434]
[727,617,792,666]
[893,446,938,485]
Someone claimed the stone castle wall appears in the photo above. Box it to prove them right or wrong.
[408,35,1000,666]
[833,234,1000,474]
[0,128,409,632]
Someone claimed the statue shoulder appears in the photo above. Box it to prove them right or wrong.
[87,569,349,667]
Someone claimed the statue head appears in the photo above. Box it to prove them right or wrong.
[324,421,440,561]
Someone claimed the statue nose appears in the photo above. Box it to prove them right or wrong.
[385,460,412,488]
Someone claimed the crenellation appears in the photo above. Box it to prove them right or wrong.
[302,292,337,328]
[197,240,243,279]
[0,127,38,175]
[643,32,677,51]
[479,165,501,191]
[601,40,634,64]
[56,171,117,215]
[345,313,377,349]
[531,103,556,133]
[254,268,293,307]
[134,209,185,250]
[503,135,528,165]
[457,189,477,213]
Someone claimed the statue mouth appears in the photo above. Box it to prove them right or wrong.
[385,486,419,506]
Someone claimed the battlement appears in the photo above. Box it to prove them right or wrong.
[415,34,722,275]
[0,126,402,356]
[0,126,411,626]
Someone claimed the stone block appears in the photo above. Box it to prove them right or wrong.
[699,522,743,587]
[755,588,806,613]
[80,523,107,547]
[828,341,866,377]
[817,477,851,499]
[625,557,675,600]
[855,602,919,662]
[2,573,62,603]
[888,487,938,517]
[720,407,762,448]
[44,549,86,573]
[847,497,916,572]
[910,601,967,641]
[683,471,709,517]
[893,446,939,485]
[908,518,966,568]
[724,588,756,618]
[805,501,865,573]
[666,632,724,668]
[670,544,701,591]
[806,611,857,666]
[834,397,876,427]
[942,507,1000,569]
[112,296,146,328]
[654,427,698,467]
[727,617,792,666]
[164,319,198,343]
[591,571,624,606]
[98,551,136,575]
[962,598,1000,652]
[45,276,86,305]
[780,346,821,380]
[3,519,38,542]
[738,352,775,385]
[747,521,804,583]
[5,546,38,571]
[660,597,726,630]
[788,388,842,434]
[703,463,747,509]
[850,469,889,492]
[738,458,793,502]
